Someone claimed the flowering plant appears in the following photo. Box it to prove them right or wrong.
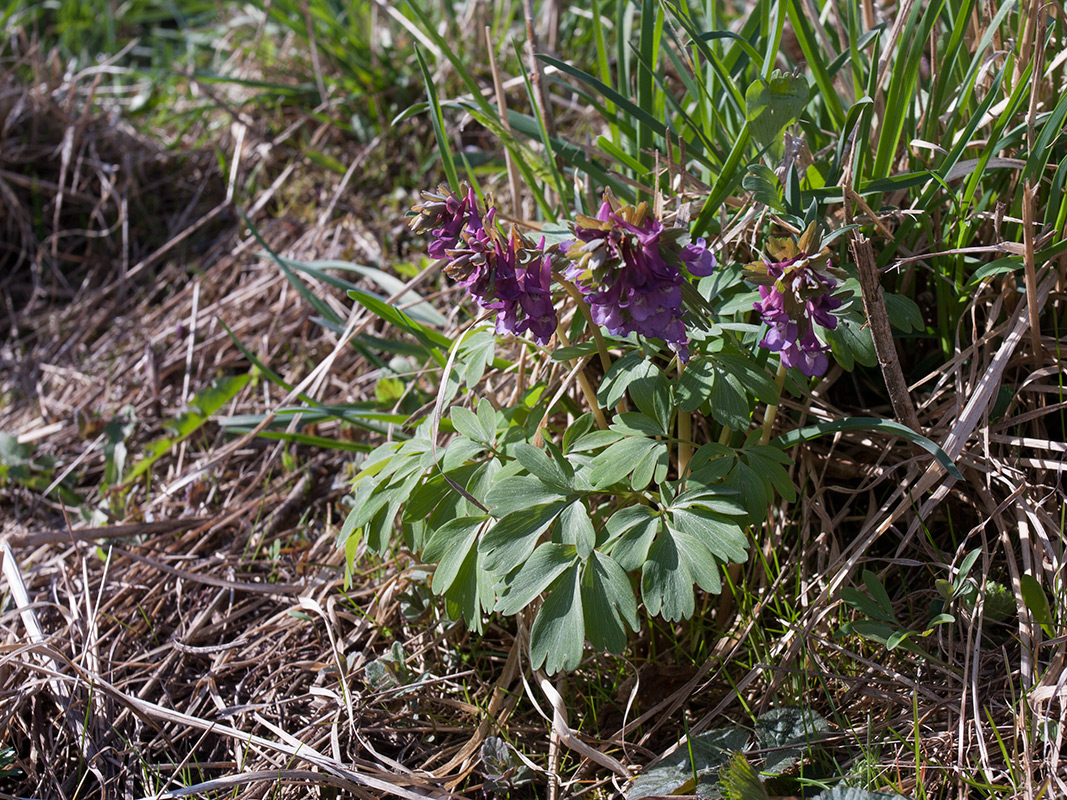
[339,185,910,673]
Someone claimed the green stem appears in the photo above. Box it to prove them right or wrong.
[555,323,609,431]
[759,362,788,446]
[556,275,613,372]
[678,410,692,477]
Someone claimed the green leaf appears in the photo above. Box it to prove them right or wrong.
[481,502,567,575]
[597,351,650,408]
[451,406,489,444]
[581,551,639,654]
[773,417,962,481]
[642,530,695,622]
[756,707,829,775]
[883,293,925,333]
[718,752,769,800]
[721,461,768,523]
[562,413,596,453]
[745,70,809,147]
[628,363,671,433]
[742,164,784,210]
[814,788,912,800]
[715,355,780,405]
[669,506,749,565]
[495,543,577,616]
[610,412,667,437]
[530,566,585,673]
[513,442,573,491]
[666,521,723,595]
[823,310,877,370]
[425,516,486,594]
[485,475,569,516]
[125,374,251,484]
[1020,574,1054,636]
[604,505,661,571]
[677,355,716,412]
[441,541,491,632]
[630,441,669,491]
[568,429,624,452]
[559,500,596,559]
[625,728,750,799]
[742,447,796,503]
[589,436,661,488]
[710,371,751,430]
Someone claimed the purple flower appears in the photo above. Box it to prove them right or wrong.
[419,186,559,345]
[746,225,844,377]
[409,185,476,259]
[563,196,716,361]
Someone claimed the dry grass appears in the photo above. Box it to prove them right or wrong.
[1,31,1066,800]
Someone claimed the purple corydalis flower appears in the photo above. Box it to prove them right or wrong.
[421,188,558,345]
[563,195,716,361]
[746,223,844,377]
[409,184,477,259]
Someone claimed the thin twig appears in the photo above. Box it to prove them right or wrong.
[850,233,923,433]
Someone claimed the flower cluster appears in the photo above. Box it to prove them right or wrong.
[563,195,716,361]
[411,185,558,344]
[745,224,844,377]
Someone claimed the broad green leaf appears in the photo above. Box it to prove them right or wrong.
[589,436,661,488]
[628,363,671,433]
[745,70,809,147]
[715,354,780,405]
[451,407,489,444]
[604,505,661,572]
[677,355,716,412]
[721,461,768,523]
[883,293,925,333]
[641,531,694,622]
[630,441,669,491]
[485,475,569,516]
[597,351,652,408]
[1020,574,1054,636]
[666,521,723,595]
[568,429,624,452]
[513,442,573,491]
[495,543,577,616]
[756,707,829,774]
[425,516,487,594]
[669,507,749,565]
[710,370,750,430]
[742,448,796,503]
[823,310,877,370]
[581,551,639,654]
[441,541,489,632]
[610,412,667,437]
[625,728,750,799]
[480,502,567,575]
[559,500,596,558]
[562,413,596,453]
[530,566,585,673]
[670,488,747,518]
